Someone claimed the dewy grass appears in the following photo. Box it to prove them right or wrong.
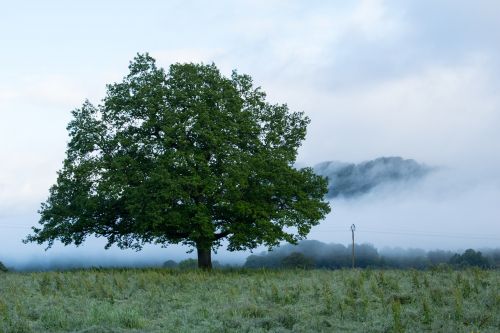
[0,268,498,332]
[391,299,403,333]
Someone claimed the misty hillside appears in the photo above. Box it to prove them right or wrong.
[244,240,499,269]
[314,156,432,199]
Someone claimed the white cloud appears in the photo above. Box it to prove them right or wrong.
[288,57,500,168]
[184,0,407,83]
[0,88,19,103]
[349,0,405,41]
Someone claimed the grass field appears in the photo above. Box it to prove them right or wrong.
[0,268,498,332]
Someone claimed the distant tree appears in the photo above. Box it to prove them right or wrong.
[449,249,490,268]
[162,260,178,268]
[0,261,7,272]
[353,244,381,268]
[281,252,314,269]
[485,249,500,268]
[427,250,454,265]
[24,54,331,269]
[242,241,499,270]
[244,254,272,268]
[178,258,198,270]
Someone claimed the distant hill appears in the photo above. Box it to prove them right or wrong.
[314,156,433,199]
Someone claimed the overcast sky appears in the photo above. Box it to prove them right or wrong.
[1,0,499,267]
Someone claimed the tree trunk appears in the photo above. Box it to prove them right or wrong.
[196,244,212,269]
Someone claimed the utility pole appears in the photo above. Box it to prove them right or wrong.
[351,224,356,269]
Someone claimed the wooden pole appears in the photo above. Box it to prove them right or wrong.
[351,224,356,269]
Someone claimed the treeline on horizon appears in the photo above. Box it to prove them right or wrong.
[2,240,499,272]
[242,240,499,270]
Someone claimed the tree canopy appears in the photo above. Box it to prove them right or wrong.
[25,54,330,268]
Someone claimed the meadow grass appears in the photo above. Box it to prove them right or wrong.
[0,268,498,332]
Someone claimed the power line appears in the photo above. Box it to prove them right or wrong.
[317,228,500,241]
[358,230,500,241]
[1,225,500,241]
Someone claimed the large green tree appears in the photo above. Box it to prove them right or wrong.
[25,54,330,268]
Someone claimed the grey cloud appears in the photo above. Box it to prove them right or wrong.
[313,1,500,91]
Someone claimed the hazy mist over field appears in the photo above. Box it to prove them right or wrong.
[1,1,500,269]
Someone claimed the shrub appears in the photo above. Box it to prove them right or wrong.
[178,259,198,269]
[162,260,178,268]
[0,261,7,272]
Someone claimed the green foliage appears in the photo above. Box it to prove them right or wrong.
[24,53,330,268]
[0,268,498,332]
